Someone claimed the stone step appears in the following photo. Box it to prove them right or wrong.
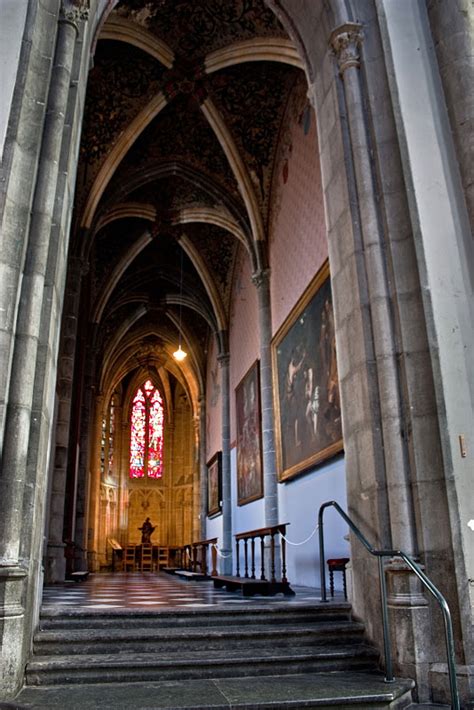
[33,619,366,655]
[14,672,415,708]
[25,643,379,686]
[39,603,351,630]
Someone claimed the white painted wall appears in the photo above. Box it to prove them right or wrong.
[0,0,28,161]
[206,447,349,591]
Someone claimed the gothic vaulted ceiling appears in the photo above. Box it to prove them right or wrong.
[72,0,305,405]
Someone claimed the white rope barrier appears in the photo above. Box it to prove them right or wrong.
[280,522,319,546]
[213,543,232,559]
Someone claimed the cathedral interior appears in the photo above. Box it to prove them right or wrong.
[0,0,473,707]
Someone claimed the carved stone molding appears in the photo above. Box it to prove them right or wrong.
[60,0,90,27]
[251,268,271,290]
[217,352,230,368]
[329,22,364,76]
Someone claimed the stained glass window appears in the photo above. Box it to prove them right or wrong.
[130,380,164,479]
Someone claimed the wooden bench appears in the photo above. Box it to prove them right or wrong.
[212,524,294,596]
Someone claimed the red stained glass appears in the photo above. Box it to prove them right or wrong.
[130,381,164,478]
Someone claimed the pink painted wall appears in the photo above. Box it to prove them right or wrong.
[228,246,260,443]
[269,83,328,335]
[205,333,222,462]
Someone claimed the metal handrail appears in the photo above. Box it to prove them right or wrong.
[318,500,459,710]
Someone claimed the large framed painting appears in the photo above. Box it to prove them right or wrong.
[235,361,263,506]
[207,452,222,517]
[272,261,343,482]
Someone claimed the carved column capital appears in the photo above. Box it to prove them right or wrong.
[60,0,90,29]
[217,352,230,368]
[329,22,364,76]
[251,268,271,290]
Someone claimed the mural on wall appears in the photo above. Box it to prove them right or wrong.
[207,451,222,517]
[235,361,263,505]
[272,261,343,481]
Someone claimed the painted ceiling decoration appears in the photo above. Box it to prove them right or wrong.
[72,0,304,414]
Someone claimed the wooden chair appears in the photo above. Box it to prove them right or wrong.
[124,546,136,572]
[141,544,153,572]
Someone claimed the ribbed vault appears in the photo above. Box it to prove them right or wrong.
[70,0,304,415]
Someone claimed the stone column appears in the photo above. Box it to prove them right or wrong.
[45,256,85,582]
[198,395,207,540]
[376,2,474,702]
[86,394,104,572]
[0,0,81,569]
[329,22,417,556]
[327,20,429,699]
[217,352,232,574]
[0,2,86,695]
[118,418,129,544]
[252,269,279,527]
[192,409,201,541]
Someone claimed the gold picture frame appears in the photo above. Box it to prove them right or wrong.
[207,452,222,517]
[235,360,263,506]
[272,261,343,481]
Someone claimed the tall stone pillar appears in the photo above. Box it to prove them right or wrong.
[329,23,417,556]
[252,269,279,526]
[192,408,201,541]
[326,19,442,701]
[45,256,85,582]
[0,0,81,571]
[376,2,474,702]
[118,418,129,543]
[197,395,207,539]
[86,394,104,572]
[0,2,87,695]
[217,352,232,574]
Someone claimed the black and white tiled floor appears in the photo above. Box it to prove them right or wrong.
[41,572,327,610]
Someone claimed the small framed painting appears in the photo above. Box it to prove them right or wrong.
[235,361,263,505]
[207,451,222,517]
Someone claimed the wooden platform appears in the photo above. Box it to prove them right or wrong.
[211,575,294,597]
[175,570,209,582]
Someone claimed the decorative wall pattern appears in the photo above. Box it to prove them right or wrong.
[228,246,259,442]
[206,335,222,461]
[269,81,328,333]
[210,63,298,219]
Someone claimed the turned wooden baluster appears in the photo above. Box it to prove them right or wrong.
[201,543,207,576]
[211,543,217,577]
[270,531,276,583]
[260,534,266,580]
[250,537,256,579]
[244,539,249,578]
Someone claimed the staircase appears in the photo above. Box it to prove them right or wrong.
[15,602,416,708]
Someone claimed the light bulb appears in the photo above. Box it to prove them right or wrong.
[173,345,187,361]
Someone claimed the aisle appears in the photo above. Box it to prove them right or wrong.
[42,572,326,610]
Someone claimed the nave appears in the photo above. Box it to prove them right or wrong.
[41,571,324,610]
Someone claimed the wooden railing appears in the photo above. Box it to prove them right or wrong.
[235,524,289,584]
[182,538,218,577]
[212,524,294,596]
